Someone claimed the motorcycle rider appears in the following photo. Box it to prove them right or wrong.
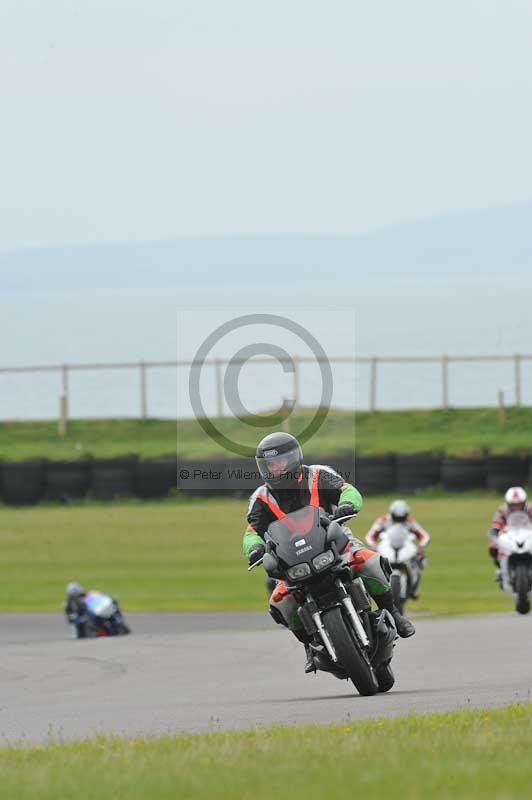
[365,500,430,599]
[487,487,532,581]
[64,581,90,637]
[243,432,416,674]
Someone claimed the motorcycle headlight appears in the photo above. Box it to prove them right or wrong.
[287,563,312,581]
[312,550,335,571]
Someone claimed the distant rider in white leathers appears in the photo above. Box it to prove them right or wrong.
[365,500,430,598]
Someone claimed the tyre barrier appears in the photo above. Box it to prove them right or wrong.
[221,457,262,498]
[90,456,138,500]
[396,453,442,493]
[441,456,486,491]
[178,458,260,497]
[1,453,531,505]
[354,455,396,496]
[485,454,529,493]
[178,459,218,496]
[1,460,46,505]
[305,454,356,487]
[45,459,91,502]
[135,458,177,499]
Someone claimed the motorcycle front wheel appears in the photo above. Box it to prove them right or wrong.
[321,606,378,696]
[514,563,531,614]
[390,574,404,614]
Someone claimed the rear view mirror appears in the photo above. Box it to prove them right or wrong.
[326,521,348,551]
[263,552,282,578]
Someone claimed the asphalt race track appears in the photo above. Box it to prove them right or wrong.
[2,612,532,744]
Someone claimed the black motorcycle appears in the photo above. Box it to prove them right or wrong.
[251,505,397,696]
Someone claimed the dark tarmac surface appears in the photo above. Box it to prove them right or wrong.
[1,612,531,743]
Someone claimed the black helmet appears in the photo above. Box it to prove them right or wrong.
[256,432,303,490]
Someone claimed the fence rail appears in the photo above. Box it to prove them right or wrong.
[0,354,531,425]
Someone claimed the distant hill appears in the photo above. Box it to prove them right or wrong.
[1,204,530,291]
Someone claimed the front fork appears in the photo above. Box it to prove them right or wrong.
[335,579,370,647]
[310,608,338,662]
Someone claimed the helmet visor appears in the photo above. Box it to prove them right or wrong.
[391,513,408,523]
[256,444,302,485]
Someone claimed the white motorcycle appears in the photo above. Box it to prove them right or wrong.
[496,511,532,615]
[372,524,422,614]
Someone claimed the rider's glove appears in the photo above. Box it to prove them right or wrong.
[333,503,356,520]
[248,544,265,566]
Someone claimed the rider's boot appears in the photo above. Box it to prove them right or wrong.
[490,552,502,586]
[391,609,416,637]
[292,627,317,673]
[376,590,416,638]
[304,643,317,674]
[412,556,425,599]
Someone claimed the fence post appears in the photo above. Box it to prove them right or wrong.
[498,390,506,424]
[140,361,148,419]
[369,357,378,412]
[215,358,224,418]
[58,364,69,436]
[442,355,449,409]
[292,354,300,410]
[514,354,521,407]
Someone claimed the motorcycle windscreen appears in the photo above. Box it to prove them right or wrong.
[266,506,327,568]
[507,511,532,530]
[85,591,115,618]
[387,523,409,549]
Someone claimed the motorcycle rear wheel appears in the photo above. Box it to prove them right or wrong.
[321,606,378,696]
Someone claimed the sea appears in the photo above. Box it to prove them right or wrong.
[1,270,531,421]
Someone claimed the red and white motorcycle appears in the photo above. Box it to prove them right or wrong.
[497,511,532,614]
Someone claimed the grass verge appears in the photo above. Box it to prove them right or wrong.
[1,406,531,460]
[1,703,531,800]
[0,494,510,614]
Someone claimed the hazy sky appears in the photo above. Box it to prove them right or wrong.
[2,0,532,250]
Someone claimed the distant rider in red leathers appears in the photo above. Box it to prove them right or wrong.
[487,487,532,582]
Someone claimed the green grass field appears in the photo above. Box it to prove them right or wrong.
[2,703,531,800]
[1,406,531,460]
[0,493,509,614]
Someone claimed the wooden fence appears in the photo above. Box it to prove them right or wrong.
[0,353,530,424]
